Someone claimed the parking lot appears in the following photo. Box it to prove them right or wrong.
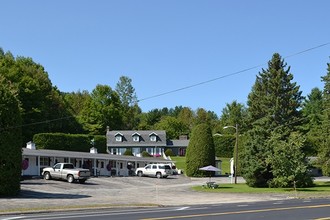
[0,175,287,213]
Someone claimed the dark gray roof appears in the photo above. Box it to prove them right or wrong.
[23,148,172,163]
[166,139,189,147]
[107,130,167,147]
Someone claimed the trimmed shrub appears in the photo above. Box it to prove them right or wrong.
[165,148,175,157]
[123,149,134,156]
[185,123,215,177]
[141,151,152,157]
[33,133,107,153]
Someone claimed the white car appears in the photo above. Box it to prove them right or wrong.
[135,164,172,178]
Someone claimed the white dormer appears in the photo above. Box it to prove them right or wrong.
[115,132,124,142]
[149,132,158,142]
[132,132,141,142]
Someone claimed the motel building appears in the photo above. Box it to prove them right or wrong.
[21,129,189,177]
[21,142,175,177]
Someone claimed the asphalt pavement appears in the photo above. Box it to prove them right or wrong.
[0,175,328,215]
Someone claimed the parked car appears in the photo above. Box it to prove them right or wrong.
[135,163,172,178]
[42,163,90,183]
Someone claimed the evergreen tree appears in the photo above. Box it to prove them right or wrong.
[319,63,330,176]
[301,88,323,156]
[0,75,22,196]
[242,53,305,187]
[185,123,215,177]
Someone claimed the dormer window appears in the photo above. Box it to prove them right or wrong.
[133,135,139,142]
[150,135,157,142]
[132,132,141,142]
[115,136,122,142]
[149,132,158,142]
[115,132,123,142]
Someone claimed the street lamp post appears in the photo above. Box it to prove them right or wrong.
[223,124,239,184]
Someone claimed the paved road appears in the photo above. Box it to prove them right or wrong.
[1,198,330,220]
[0,175,288,214]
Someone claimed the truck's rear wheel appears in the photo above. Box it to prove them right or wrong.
[156,172,162,179]
[67,175,74,183]
[44,172,51,180]
[138,171,143,177]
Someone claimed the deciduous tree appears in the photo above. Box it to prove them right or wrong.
[0,49,79,143]
[115,76,140,129]
[154,116,188,139]
[80,85,123,134]
[0,75,22,196]
[268,132,313,188]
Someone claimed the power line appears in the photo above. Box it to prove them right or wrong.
[138,42,330,103]
[0,116,75,131]
[1,43,329,132]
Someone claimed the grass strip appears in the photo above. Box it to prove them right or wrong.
[192,181,330,198]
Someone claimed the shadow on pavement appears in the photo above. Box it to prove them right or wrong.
[21,179,99,186]
[17,190,91,199]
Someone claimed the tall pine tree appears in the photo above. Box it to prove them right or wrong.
[319,63,330,176]
[301,88,323,156]
[242,53,307,187]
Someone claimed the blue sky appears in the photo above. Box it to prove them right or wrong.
[1,1,329,116]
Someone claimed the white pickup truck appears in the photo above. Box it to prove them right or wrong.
[135,163,172,178]
[42,163,90,183]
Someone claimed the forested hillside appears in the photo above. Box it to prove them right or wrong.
[1,48,330,179]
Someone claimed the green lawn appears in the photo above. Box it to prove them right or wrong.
[171,156,186,171]
[192,181,330,198]
[171,156,330,198]
[171,156,231,175]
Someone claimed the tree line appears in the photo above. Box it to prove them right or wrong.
[1,47,330,194]
[186,53,330,189]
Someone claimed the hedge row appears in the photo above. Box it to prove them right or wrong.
[33,133,107,153]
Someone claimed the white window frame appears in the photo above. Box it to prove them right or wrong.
[133,135,139,142]
[119,148,126,155]
[132,148,140,156]
[146,148,153,155]
[150,135,157,142]
[40,157,49,166]
[115,135,122,142]
[111,148,117,155]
